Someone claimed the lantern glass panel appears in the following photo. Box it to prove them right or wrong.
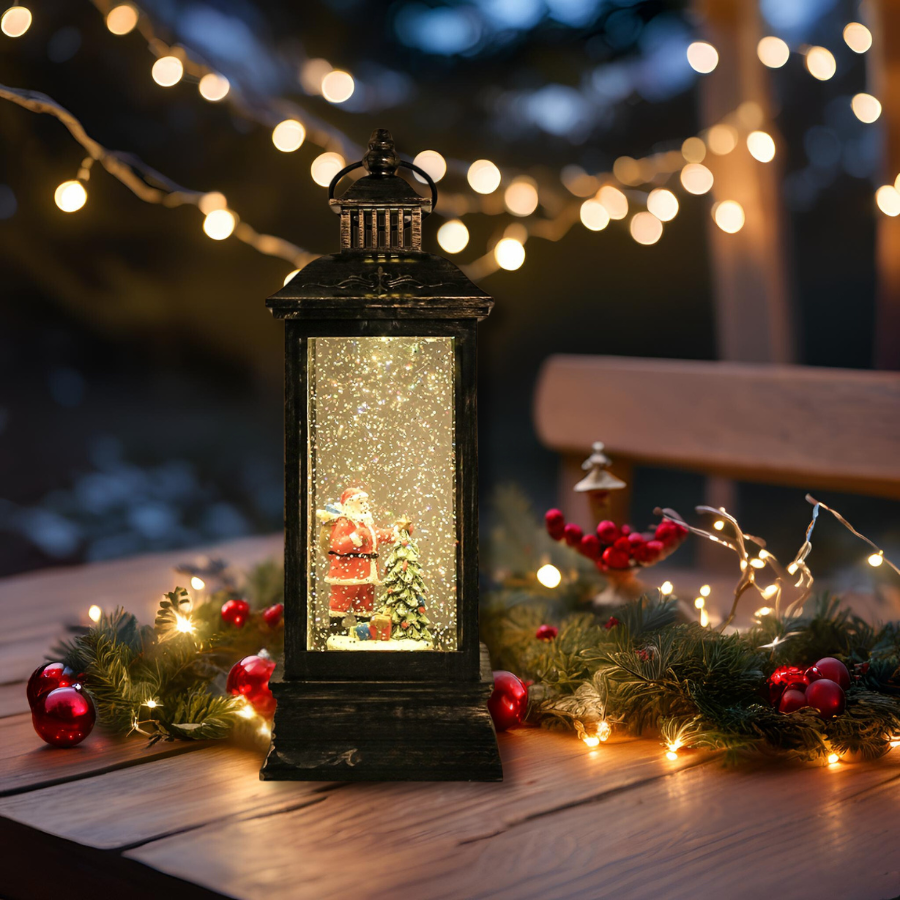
[306,335,457,651]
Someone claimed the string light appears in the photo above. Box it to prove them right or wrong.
[681,137,706,163]
[575,719,610,748]
[681,163,713,195]
[310,152,345,187]
[707,124,738,156]
[747,131,776,163]
[660,581,674,596]
[851,93,882,124]
[88,604,102,623]
[805,47,836,81]
[106,3,138,36]
[713,520,725,530]
[190,576,206,590]
[145,699,158,709]
[54,180,87,212]
[876,185,900,217]
[762,584,778,599]
[300,58,332,94]
[694,597,705,609]
[1,5,31,37]
[494,237,525,271]
[152,56,184,87]
[647,188,678,222]
[868,552,884,568]
[687,41,719,74]
[699,584,711,598]
[198,191,227,214]
[630,211,663,245]
[467,159,501,194]
[174,614,194,634]
[320,69,354,104]
[699,609,710,627]
[757,36,790,68]
[536,563,562,588]
[412,150,446,184]
[665,740,682,760]
[597,185,628,220]
[437,219,469,253]
[579,198,610,231]
[272,119,306,152]
[843,22,872,54]
[713,200,745,233]
[504,179,539,217]
[827,752,840,766]
[198,73,230,103]
[203,208,236,240]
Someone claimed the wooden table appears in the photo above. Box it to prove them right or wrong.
[3,537,900,900]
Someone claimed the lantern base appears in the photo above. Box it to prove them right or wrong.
[260,644,502,782]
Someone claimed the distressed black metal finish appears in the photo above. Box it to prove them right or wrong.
[260,129,501,781]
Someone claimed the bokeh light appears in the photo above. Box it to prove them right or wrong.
[311,152,345,187]
[747,131,776,162]
[843,22,872,54]
[198,73,230,102]
[1,6,31,37]
[437,219,469,253]
[467,159,501,194]
[580,199,610,231]
[876,185,900,217]
[757,36,790,68]
[203,208,236,240]
[707,124,738,156]
[300,58,332,95]
[494,237,525,270]
[504,179,539,217]
[713,200,745,233]
[680,163,714,195]
[412,150,446,184]
[851,93,882,124]
[272,119,306,152]
[681,137,706,163]
[613,156,642,186]
[630,211,663,245]
[805,47,836,81]
[536,564,561,588]
[598,185,628,220]
[321,70,355,104]
[106,3,138,35]
[54,180,87,212]
[647,188,678,222]
[198,191,227,214]
[152,56,184,87]
[687,41,718,74]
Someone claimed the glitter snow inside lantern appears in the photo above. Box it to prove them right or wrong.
[260,129,502,781]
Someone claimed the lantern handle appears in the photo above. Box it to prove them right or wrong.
[327,160,438,214]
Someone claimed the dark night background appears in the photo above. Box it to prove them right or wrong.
[1,0,896,579]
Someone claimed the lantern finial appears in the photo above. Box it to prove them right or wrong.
[363,129,400,177]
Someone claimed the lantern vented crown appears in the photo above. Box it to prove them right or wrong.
[329,129,435,253]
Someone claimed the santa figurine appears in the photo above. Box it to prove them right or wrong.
[318,487,396,621]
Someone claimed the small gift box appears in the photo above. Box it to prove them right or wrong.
[354,623,371,641]
[369,614,393,641]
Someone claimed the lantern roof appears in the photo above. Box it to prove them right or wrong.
[267,129,492,321]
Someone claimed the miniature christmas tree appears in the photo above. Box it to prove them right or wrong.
[380,519,432,643]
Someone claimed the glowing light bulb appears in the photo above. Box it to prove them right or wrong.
[700,609,710,626]
[758,550,770,559]
[749,557,766,569]
[494,237,525,271]
[681,163,714,195]
[437,219,469,254]
[827,753,840,765]
[106,3,138,35]
[54,180,87,212]
[666,750,678,760]
[660,581,674,596]
[199,192,227,215]
[152,56,184,87]
[757,36,790,68]
[145,699,158,709]
[851,93,881,124]
[536,564,561,589]
[190,576,206,591]
[713,520,725,530]
[321,69,354,104]
[805,46,836,81]
[580,198,610,231]
[467,159,501,194]
[707,124,738,156]
[598,185,628,220]
[682,137,706,163]
[412,150,446,184]
[876,186,900,217]
[787,563,798,575]
[756,607,773,617]
[175,614,194,634]
[582,734,600,748]
[747,131,776,162]
[272,119,306,152]
[868,552,884,567]
[283,268,300,286]
[311,152,345,187]
[504,179,539,217]
[88,604,102,623]
[630,211,663,245]
[1,5,31,37]
[699,584,711,597]
[762,585,778,599]
[687,41,718,74]
[647,188,678,222]
[694,597,705,609]
[598,720,611,741]
[843,22,872,54]
[203,208,236,240]
[199,73,230,102]
[713,200,745,233]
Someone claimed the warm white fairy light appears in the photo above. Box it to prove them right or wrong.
[467,159,501,194]
[190,576,206,591]
[749,557,766,569]
[494,237,525,271]
[575,719,610,748]
[762,584,778,598]
[699,609,710,627]
[88,604,102,623]
[681,163,714,195]
[310,152,345,187]
[54,180,87,212]
[843,22,872,54]
[713,200,745,234]
[647,188,678,222]
[1,5,31,37]
[283,268,300,286]
[707,124,738,156]
[536,563,562,588]
[757,36,790,68]
[694,597,705,609]
[868,552,884,568]
[321,69,354,104]
[174,614,194,634]
[851,93,882,124]
[687,41,719,74]
[145,699,158,709]
[152,56,184,87]
[199,73,230,102]
[272,119,306,152]
[198,191,227,214]
[412,150,446,184]
[437,219,469,254]
[630,211,662,245]
[699,584,711,598]
[713,520,725,531]
[580,198,610,231]
[660,581,674,596]
[203,208,236,240]
[805,47,836,81]
[876,186,900,217]
[598,185,628,220]
[504,179,539,217]
[106,3,138,35]
[827,752,840,765]
[682,137,706,163]
[747,131,776,163]
[598,720,611,742]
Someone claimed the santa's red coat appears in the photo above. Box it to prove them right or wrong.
[325,517,394,585]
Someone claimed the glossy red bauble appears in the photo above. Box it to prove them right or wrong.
[563,523,583,547]
[768,665,810,705]
[26,662,76,709]
[32,686,95,747]
[579,534,601,560]
[778,688,808,714]
[221,598,251,628]
[487,670,528,731]
[811,657,850,691]
[805,678,846,719]
[545,509,566,541]
[227,653,277,718]
[535,624,558,642]
[262,603,284,628]
[596,520,619,544]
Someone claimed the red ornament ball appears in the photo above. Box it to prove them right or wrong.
[579,533,601,560]
[810,657,850,691]
[602,546,631,570]
[221,598,251,628]
[596,520,619,544]
[535,624,558,642]
[545,509,566,541]
[32,686,95,747]
[805,678,846,719]
[27,662,76,709]
[778,688,808,714]
[563,523,583,547]
[488,670,528,731]
[768,665,810,705]
[227,654,277,718]
[262,603,284,628]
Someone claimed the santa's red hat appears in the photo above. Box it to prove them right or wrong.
[341,487,368,505]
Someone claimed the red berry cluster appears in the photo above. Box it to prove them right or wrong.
[544,509,688,572]
[221,600,284,630]
[768,657,850,719]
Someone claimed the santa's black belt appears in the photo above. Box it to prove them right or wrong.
[329,551,378,559]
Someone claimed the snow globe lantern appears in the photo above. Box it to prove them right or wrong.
[261,130,502,781]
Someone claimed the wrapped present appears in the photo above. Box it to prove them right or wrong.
[369,614,393,641]
[354,623,371,641]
